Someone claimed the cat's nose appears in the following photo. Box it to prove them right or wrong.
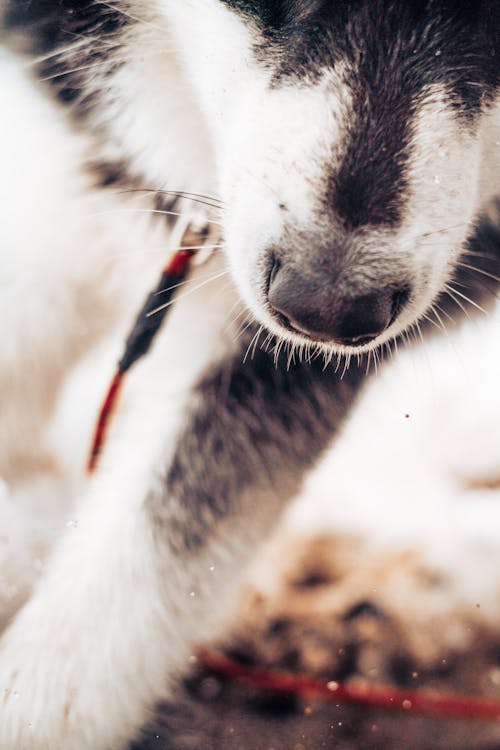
[267,262,409,346]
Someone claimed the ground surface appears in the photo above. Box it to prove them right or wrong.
[134,532,500,750]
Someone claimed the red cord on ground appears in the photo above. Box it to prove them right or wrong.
[198,649,500,722]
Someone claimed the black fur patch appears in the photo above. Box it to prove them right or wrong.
[223,0,499,228]
[4,0,125,53]
[89,159,135,189]
[219,0,322,28]
[150,331,366,555]
[3,0,128,109]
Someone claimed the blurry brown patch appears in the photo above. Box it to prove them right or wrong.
[133,531,500,750]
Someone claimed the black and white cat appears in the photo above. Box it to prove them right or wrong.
[0,2,499,748]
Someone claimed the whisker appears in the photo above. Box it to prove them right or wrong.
[170,244,222,251]
[120,188,224,208]
[147,269,229,317]
[450,276,499,302]
[225,304,252,338]
[243,326,263,363]
[36,44,171,81]
[433,302,455,325]
[365,350,372,376]
[392,335,399,357]
[153,263,226,296]
[421,310,443,333]
[383,340,393,362]
[39,61,118,82]
[97,243,222,263]
[261,332,274,353]
[445,284,487,315]
[273,338,286,367]
[444,287,470,318]
[341,353,352,379]
[95,1,167,32]
[332,351,341,373]
[224,298,247,323]
[87,207,222,225]
[326,351,336,372]
[235,320,255,345]
[26,38,118,67]
[230,311,254,344]
[233,310,251,331]
[462,249,498,261]
[310,344,321,365]
[456,262,500,285]
[415,320,425,348]
[418,222,471,240]
[448,279,470,290]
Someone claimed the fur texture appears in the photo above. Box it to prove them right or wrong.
[0,1,499,748]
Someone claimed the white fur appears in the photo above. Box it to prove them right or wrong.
[0,45,238,748]
[0,240,243,748]
[0,2,499,748]
[0,49,180,481]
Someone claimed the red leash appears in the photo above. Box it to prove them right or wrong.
[87,246,195,472]
[198,649,500,722]
[87,370,124,472]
